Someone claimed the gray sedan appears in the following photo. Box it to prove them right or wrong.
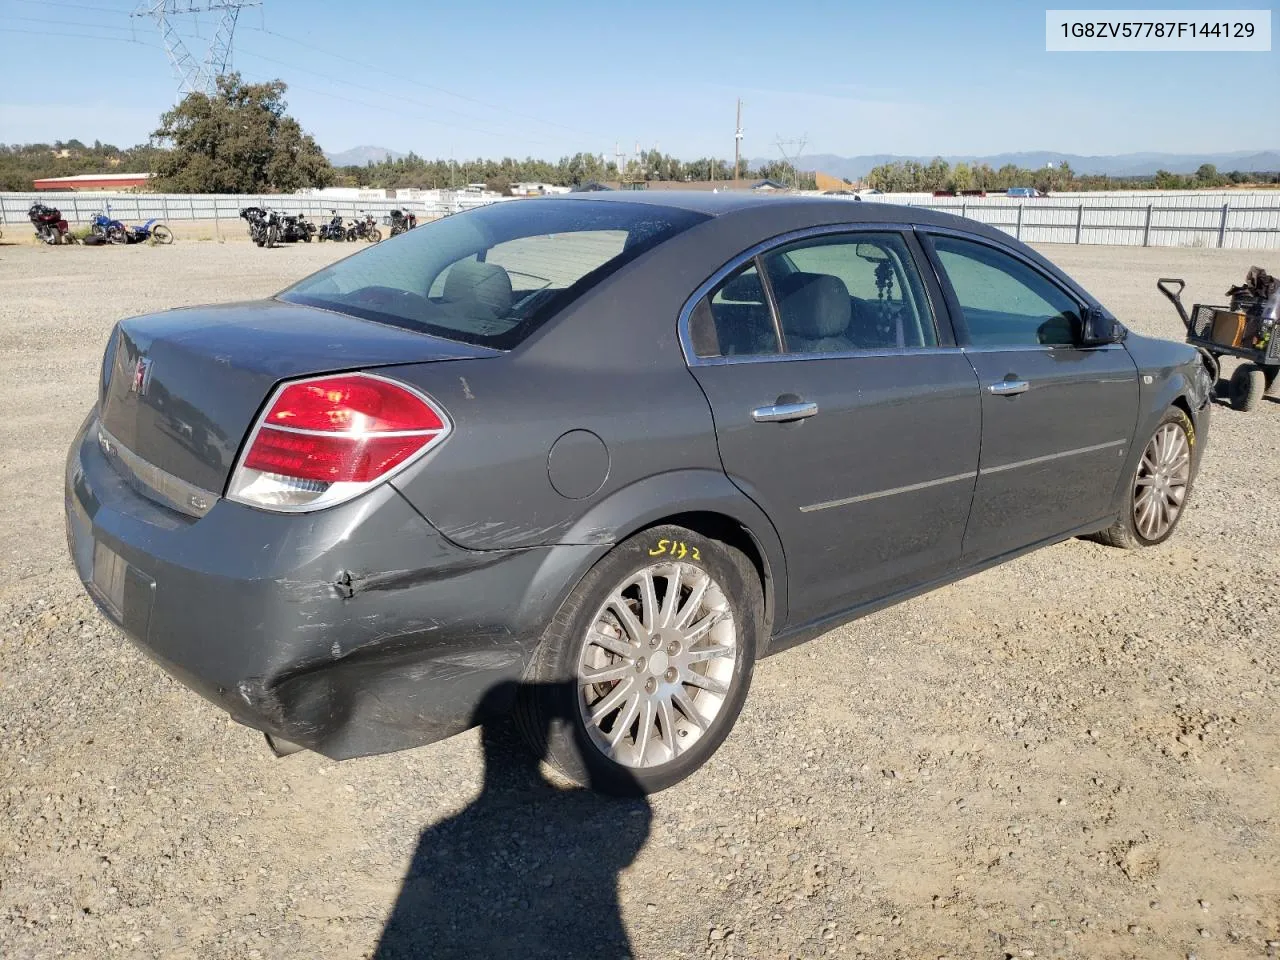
[65,193,1213,794]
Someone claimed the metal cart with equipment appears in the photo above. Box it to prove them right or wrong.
[1158,271,1280,412]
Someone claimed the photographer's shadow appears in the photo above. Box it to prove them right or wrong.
[373,681,652,960]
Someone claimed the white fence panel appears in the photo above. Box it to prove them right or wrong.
[880,191,1280,249]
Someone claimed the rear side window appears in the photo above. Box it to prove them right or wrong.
[932,235,1081,347]
[690,261,781,358]
[282,200,708,349]
[760,232,937,353]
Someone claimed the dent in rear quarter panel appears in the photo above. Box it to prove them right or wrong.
[388,219,735,553]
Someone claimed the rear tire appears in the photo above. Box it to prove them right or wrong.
[1088,406,1195,549]
[107,225,128,245]
[1229,363,1266,412]
[516,525,760,795]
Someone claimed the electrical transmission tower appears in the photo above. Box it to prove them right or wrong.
[133,0,260,99]
[774,134,808,189]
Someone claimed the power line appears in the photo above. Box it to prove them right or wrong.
[232,47,555,144]
[10,0,137,12]
[6,15,135,32]
[0,26,157,45]
[6,0,604,142]
[0,24,561,148]
[242,23,605,141]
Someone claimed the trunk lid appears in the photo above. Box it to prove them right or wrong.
[99,300,496,495]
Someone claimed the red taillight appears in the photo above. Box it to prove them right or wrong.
[263,376,443,434]
[242,430,429,483]
[228,373,449,511]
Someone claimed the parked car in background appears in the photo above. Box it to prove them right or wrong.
[66,193,1213,795]
[1007,187,1044,198]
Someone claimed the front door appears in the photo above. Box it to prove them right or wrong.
[923,232,1139,560]
[686,229,982,628]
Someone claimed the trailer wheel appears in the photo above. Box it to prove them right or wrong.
[1228,363,1267,412]
[1264,365,1280,397]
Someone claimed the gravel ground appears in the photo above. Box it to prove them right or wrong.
[1,238,1278,960]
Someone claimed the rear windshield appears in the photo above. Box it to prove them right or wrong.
[280,199,708,348]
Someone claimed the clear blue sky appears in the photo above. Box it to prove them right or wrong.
[1,0,1276,160]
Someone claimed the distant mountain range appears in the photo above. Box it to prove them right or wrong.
[325,145,406,167]
[760,151,1280,180]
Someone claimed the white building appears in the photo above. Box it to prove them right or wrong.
[510,182,572,196]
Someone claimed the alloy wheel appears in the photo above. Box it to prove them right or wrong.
[1133,422,1190,540]
[577,562,737,769]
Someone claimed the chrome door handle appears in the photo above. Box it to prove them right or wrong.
[988,380,1029,397]
[752,401,819,423]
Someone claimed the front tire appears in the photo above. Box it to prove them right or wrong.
[517,525,760,795]
[1089,406,1195,549]
[151,224,173,244]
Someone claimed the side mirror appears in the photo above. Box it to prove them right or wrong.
[1079,306,1126,346]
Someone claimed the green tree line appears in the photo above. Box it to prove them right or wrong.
[0,140,163,192]
[332,152,817,192]
[866,158,1279,193]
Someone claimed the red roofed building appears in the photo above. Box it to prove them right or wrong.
[33,172,152,192]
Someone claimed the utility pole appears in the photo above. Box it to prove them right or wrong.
[734,98,743,183]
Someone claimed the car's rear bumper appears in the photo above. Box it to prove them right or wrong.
[65,413,596,760]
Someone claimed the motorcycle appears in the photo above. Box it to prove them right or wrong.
[388,208,417,237]
[317,211,346,242]
[90,211,131,245]
[124,218,174,244]
[346,212,381,243]
[278,213,314,243]
[240,206,281,248]
[29,203,73,245]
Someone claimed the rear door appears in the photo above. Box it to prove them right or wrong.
[686,228,982,628]
[920,231,1139,560]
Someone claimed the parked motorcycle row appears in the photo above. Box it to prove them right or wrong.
[241,207,422,249]
[19,202,418,249]
[25,203,174,246]
[239,207,314,247]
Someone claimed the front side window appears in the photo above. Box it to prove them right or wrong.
[759,232,937,354]
[931,235,1081,347]
[282,199,708,349]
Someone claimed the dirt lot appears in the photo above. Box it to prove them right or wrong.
[1,238,1277,960]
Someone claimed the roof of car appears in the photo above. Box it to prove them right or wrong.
[553,189,972,230]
